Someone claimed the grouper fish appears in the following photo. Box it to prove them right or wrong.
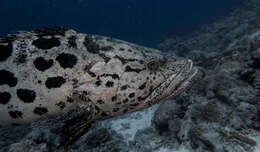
[0,27,198,146]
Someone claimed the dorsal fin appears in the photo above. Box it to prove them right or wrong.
[0,27,68,43]
[33,27,68,37]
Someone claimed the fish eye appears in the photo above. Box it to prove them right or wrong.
[159,56,168,66]
[147,60,160,71]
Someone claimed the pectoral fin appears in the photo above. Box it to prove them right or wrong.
[59,115,94,147]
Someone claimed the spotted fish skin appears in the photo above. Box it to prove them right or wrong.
[0,27,198,127]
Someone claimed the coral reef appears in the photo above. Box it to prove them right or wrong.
[158,0,260,63]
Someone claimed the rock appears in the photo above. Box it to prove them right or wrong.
[231,132,257,146]
[0,125,31,148]
[188,127,216,151]
[152,101,183,134]
[2,140,45,152]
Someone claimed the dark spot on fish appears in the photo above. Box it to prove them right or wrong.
[84,64,96,77]
[105,81,114,87]
[97,100,104,104]
[138,82,146,90]
[116,102,122,105]
[123,98,129,103]
[84,36,100,54]
[33,107,48,115]
[38,80,42,84]
[7,104,13,109]
[67,97,74,103]
[128,49,132,52]
[119,48,125,51]
[0,43,12,62]
[16,89,36,103]
[125,65,145,73]
[68,35,77,48]
[95,80,102,86]
[130,103,139,107]
[120,85,129,91]
[0,70,18,87]
[139,60,144,64]
[99,53,111,63]
[101,112,108,117]
[56,101,66,110]
[123,109,128,113]
[114,55,139,64]
[32,37,60,50]
[138,96,144,102]
[33,57,53,72]
[100,73,119,79]
[74,90,90,102]
[9,110,23,119]
[0,92,11,104]
[101,46,114,51]
[113,107,120,112]
[129,93,135,98]
[137,85,155,102]
[94,106,102,115]
[45,76,66,89]
[111,74,120,79]
[56,53,78,69]
[87,71,96,77]
[112,96,117,102]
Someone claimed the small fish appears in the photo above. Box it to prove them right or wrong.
[0,27,198,146]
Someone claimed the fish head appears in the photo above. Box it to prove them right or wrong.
[75,43,198,116]
[121,50,198,109]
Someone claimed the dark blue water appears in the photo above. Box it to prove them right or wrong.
[0,0,242,47]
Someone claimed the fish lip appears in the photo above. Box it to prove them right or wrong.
[172,60,198,95]
[162,60,198,100]
[145,60,198,105]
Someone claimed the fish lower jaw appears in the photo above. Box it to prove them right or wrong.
[173,67,198,96]
[162,66,198,101]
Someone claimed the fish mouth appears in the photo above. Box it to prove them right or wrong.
[143,59,199,106]
[162,59,199,100]
[173,60,198,95]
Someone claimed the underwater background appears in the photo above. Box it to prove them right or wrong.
[3,0,260,152]
[0,0,242,47]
